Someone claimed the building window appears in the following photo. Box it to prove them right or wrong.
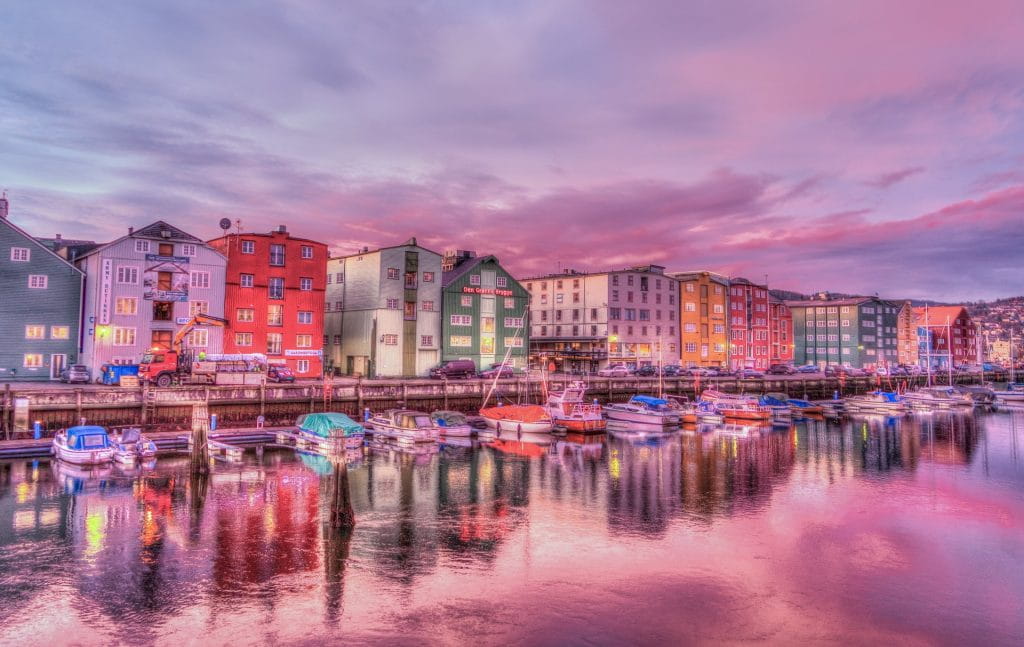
[387,268,400,280]
[189,329,208,347]
[470,274,481,286]
[236,308,254,322]
[51,325,70,340]
[268,277,284,299]
[23,354,43,368]
[404,272,417,289]
[423,271,435,282]
[326,274,332,284]
[450,335,472,347]
[333,335,341,345]
[296,360,310,373]
[713,304,724,314]
[497,276,508,288]
[241,240,255,254]
[152,301,173,321]
[404,302,417,320]
[611,275,619,286]
[540,326,547,337]
[386,298,399,309]
[421,335,434,347]
[382,334,398,345]
[268,304,284,326]
[684,302,695,312]
[267,333,282,355]
[301,245,313,259]
[450,314,472,326]
[335,301,343,311]
[685,342,697,353]
[189,301,208,317]
[298,311,313,324]
[240,273,254,287]
[421,300,434,311]
[28,274,48,289]
[270,244,286,266]
[503,298,515,310]
[115,266,138,284]
[300,277,313,291]
[115,297,138,315]
[324,302,331,312]
[190,271,210,289]
[113,327,136,346]
[10,247,30,262]
[336,272,344,283]
[504,317,524,328]
[684,323,697,333]
[180,244,197,257]
[25,325,46,339]
[135,240,150,253]
[235,333,253,347]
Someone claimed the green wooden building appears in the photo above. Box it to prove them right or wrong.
[441,252,530,372]
[787,296,902,369]
[0,196,85,381]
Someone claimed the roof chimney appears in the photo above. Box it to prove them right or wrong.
[0,191,8,219]
[129,226,134,235]
[277,225,287,234]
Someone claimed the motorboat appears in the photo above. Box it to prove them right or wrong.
[716,402,773,422]
[110,427,158,465]
[787,399,824,416]
[52,426,115,465]
[844,391,907,414]
[954,385,996,405]
[369,409,439,443]
[545,381,606,432]
[902,387,974,409]
[478,404,554,434]
[668,397,723,424]
[603,395,681,426]
[759,394,793,419]
[994,383,1024,404]
[430,410,475,437]
[294,412,366,451]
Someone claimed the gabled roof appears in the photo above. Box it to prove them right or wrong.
[75,220,216,261]
[0,218,84,274]
[331,237,443,261]
[784,296,876,308]
[442,254,493,287]
[912,306,970,325]
[668,270,730,286]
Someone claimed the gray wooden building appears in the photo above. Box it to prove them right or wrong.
[0,195,84,381]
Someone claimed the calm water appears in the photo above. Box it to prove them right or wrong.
[1,412,1022,646]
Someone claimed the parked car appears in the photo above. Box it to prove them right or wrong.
[767,364,795,375]
[479,363,516,379]
[635,365,659,377]
[267,366,295,383]
[429,359,478,379]
[795,364,819,374]
[661,365,685,377]
[60,365,91,384]
[686,367,712,377]
[598,364,631,378]
[737,368,764,379]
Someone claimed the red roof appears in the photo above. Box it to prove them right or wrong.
[912,306,969,325]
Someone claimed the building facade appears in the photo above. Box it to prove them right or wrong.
[913,306,977,369]
[526,265,680,372]
[787,295,901,369]
[895,301,918,366]
[0,196,85,381]
[207,226,327,378]
[769,297,794,365]
[440,251,530,371]
[76,221,227,369]
[727,278,771,370]
[670,271,729,368]
[324,238,442,377]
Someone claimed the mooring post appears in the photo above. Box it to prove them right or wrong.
[259,381,266,417]
[356,377,364,416]
[75,388,83,424]
[2,383,9,441]
[328,456,356,529]
[190,402,210,475]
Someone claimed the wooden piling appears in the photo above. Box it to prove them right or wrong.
[190,402,210,475]
[327,456,355,529]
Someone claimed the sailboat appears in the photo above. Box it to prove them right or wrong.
[994,328,1024,405]
[479,310,554,433]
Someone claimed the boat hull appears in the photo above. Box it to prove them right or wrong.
[603,408,680,426]
[483,417,554,434]
[370,422,437,443]
[52,444,114,465]
[552,417,607,433]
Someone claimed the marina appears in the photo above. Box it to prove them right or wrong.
[1,407,1021,644]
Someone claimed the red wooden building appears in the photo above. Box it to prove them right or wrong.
[728,277,771,370]
[208,226,327,378]
[912,305,977,369]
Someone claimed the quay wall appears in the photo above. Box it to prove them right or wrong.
[0,374,985,439]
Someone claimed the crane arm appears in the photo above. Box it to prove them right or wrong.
[173,313,229,352]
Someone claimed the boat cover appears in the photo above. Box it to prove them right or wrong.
[431,411,468,427]
[66,426,111,450]
[297,412,364,438]
[872,391,902,403]
[759,395,788,406]
[479,405,551,422]
[629,395,669,407]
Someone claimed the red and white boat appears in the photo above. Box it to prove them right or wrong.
[545,381,606,433]
[479,404,554,434]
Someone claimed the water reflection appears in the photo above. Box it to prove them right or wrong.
[0,410,1022,644]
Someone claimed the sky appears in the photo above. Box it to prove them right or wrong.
[2,0,1023,302]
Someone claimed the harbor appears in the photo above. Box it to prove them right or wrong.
[1,407,1021,644]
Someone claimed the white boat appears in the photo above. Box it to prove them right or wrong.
[603,395,681,426]
[110,427,158,465]
[479,404,554,433]
[902,387,975,409]
[844,391,907,414]
[545,381,606,432]
[994,383,1024,403]
[430,410,475,437]
[52,426,115,465]
[294,412,366,452]
[370,409,439,443]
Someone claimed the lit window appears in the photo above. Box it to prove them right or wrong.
[267,333,282,355]
[268,304,284,326]
[189,329,208,347]
[189,301,208,317]
[25,325,46,339]
[51,326,70,340]
[28,275,48,289]
[236,308,254,322]
[296,334,312,348]
[113,327,136,346]
[23,354,43,368]
[10,247,30,262]
[115,297,138,315]
[235,333,253,346]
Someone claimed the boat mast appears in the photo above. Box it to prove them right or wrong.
[946,315,953,386]
[925,304,932,387]
[482,307,527,409]
[1011,328,1016,384]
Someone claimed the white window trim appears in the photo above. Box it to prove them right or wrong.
[10,247,30,262]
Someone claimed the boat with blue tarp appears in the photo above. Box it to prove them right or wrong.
[603,395,681,426]
[52,425,116,465]
[295,412,366,451]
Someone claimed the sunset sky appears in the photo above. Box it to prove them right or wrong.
[2,0,1023,301]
